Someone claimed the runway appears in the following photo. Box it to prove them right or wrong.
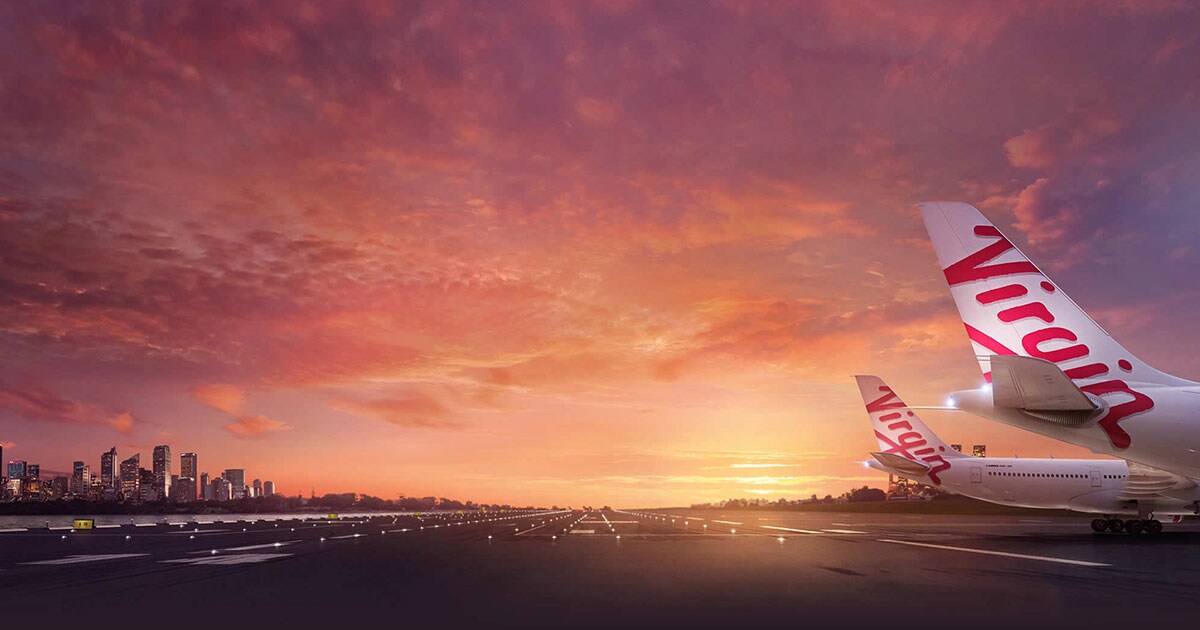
[2,508,1199,627]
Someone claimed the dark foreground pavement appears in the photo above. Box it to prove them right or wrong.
[1,508,1198,628]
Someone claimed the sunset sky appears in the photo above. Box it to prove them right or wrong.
[3,1,1200,507]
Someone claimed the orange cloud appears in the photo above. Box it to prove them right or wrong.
[191,384,246,416]
[332,394,463,429]
[224,414,293,438]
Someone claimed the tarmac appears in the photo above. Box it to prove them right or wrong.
[1,507,1198,627]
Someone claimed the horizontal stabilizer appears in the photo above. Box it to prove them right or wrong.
[870,452,932,475]
[990,355,1096,411]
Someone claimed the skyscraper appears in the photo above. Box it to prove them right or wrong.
[223,469,245,499]
[152,445,171,501]
[200,472,210,500]
[8,460,27,480]
[263,480,275,497]
[26,464,39,480]
[210,476,230,501]
[100,447,117,491]
[119,454,140,500]
[70,461,88,495]
[252,479,262,498]
[179,452,198,502]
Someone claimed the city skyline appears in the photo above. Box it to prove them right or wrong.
[3,442,276,503]
[3,3,1200,506]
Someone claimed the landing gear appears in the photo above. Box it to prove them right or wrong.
[1093,518,1163,535]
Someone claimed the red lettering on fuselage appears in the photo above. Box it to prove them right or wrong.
[948,226,1155,449]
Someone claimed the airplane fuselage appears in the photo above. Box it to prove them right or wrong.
[950,386,1200,481]
[872,455,1200,516]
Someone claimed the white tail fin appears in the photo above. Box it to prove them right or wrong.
[918,202,1191,389]
[855,375,967,485]
[918,202,1191,450]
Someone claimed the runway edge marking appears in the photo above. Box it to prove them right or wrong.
[876,538,1111,567]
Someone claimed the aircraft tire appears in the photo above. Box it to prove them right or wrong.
[1125,519,1144,534]
[1090,519,1108,533]
[1145,519,1163,535]
[1107,518,1125,533]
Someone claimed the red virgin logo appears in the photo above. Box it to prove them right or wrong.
[867,386,951,484]
[945,225,1153,449]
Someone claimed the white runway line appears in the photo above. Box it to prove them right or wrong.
[877,539,1111,567]
[217,541,300,552]
[164,553,292,566]
[22,554,149,565]
[822,529,868,534]
[712,520,742,525]
[762,526,823,535]
[0,528,29,533]
[96,525,122,529]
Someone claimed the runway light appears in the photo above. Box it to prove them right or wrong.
[945,396,957,409]
[731,529,737,534]
[61,535,66,539]
[778,537,785,543]
[189,535,195,539]
[320,537,326,541]
[211,549,218,555]
[125,535,131,540]
[274,542,282,547]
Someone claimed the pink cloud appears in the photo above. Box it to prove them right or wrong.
[0,381,136,435]
[224,414,293,438]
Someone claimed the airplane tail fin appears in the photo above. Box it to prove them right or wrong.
[855,375,967,485]
[917,202,1192,388]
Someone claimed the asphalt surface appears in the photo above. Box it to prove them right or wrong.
[1,508,1199,627]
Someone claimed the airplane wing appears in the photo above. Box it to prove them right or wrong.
[1118,461,1198,502]
[870,452,932,476]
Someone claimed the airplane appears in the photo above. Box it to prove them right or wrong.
[856,374,1200,533]
[916,202,1200,523]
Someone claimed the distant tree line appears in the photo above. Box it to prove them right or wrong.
[690,485,890,510]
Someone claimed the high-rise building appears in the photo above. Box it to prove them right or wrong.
[70,461,89,495]
[139,468,156,502]
[972,444,987,458]
[8,460,27,481]
[119,454,140,500]
[180,452,198,502]
[152,445,171,501]
[210,476,230,501]
[252,479,262,498]
[223,469,245,499]
[263,481,275,497]
[200,472,211,500]
[100,447,117,491]
[26,464,39,480]
[950,444,963,453]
